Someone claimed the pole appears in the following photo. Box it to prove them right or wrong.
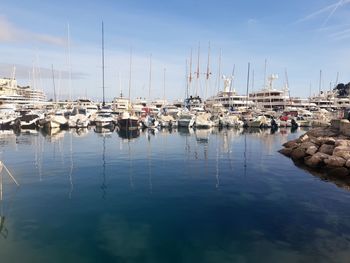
[102,21,105,106]
[246,63,250,109]
[149,54,152,103]
[51,64,57,103]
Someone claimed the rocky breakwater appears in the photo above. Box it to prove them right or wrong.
[279,121,350,178]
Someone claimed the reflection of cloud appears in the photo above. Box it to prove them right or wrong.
[0,63,88,80]
[0,15,66,46]
[97,215,152,261]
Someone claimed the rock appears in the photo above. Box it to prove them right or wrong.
[306,127,339,138]
[324,156,346,168]
[333,146,350,160]
[304,152,330,167]
[282,139,299,149]
[299,141,317,150]
[318,144,335,155]
[335,139,350,147]
[306,145,318,155]
[328,167,349,178]
[317,137,336,145]
[298,134,309,143]
[346,159,350,168]
[291,147,306,160]
[278,148,293,157]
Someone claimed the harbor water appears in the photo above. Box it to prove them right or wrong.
[1,127,350,262]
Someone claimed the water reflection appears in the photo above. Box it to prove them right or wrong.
[1,126,350,262]
[117,128,140,140]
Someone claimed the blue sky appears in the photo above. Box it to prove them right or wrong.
[1,0,350,101]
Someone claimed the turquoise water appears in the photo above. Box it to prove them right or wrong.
[1,127,350,263]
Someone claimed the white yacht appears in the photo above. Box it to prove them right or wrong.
[206,76,253,110]
[249,74,289,111]
[112,93,130,114]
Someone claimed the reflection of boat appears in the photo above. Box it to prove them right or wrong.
[94,126,114,134]
[117,128,140,140]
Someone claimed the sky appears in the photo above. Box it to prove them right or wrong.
[1,0,350,102]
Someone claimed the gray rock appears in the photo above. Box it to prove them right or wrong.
[282,139,299,149]
[304,152,330,167]
[306,127,338,138]
[291,147,306,160]
[317,137,335,145]
[346,159,350,168]
[324,156,346,168]
[299,141,317,150]
[278,148,293,157]
[298,134,309,143]
[318,144,335,155]
[306,146,318,155]
[335,139,350,147]
[333,146,350,160]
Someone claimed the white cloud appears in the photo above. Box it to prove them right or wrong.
[295,0,350,24]
[0,15,66,46]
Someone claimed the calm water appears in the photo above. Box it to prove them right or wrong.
[1,127,350,263]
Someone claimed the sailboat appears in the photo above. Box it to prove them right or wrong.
[95,22,114,129]
[117,48,139,130]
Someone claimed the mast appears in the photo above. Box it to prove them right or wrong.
[189,49,193,96]
[102,21,105,106]
[67,23,72,101]
[51,64,57,103]
[263,59,267,88]
[230,64,235,92]
[148,54,152,103]
[128,47,132,103]
[163,67,166,103]
[205,41,211,99]
[217,49,222,93]
[246,63,250,109]
[195,42,200,96]
[185,59,189,99]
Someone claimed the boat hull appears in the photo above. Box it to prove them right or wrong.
[118,118,139,130]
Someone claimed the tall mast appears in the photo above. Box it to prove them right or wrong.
[67,23,72,101]
[163,67,166,103]
[185,59,189,99]
[128,47,132,102]
[195,42,200,96]
[230,64,235,92]
[263,59,267,88]
[251,69,254,92]
[51,64,57,103]
[189,49,193,96]
[205,41,211,99]
[319,69,322,95]
[246,62,250,109]
[148,54,152,103]
[217,49,222,93]
[102,21,105,106]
